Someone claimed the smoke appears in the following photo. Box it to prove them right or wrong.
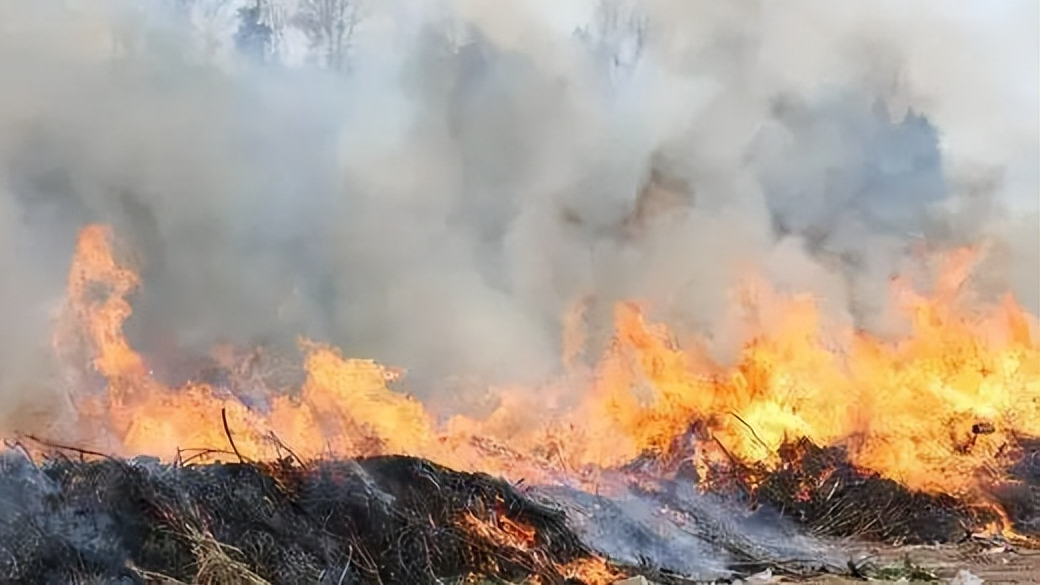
[0,0,1036,420]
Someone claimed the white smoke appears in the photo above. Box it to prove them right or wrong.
[0,0,1035,424]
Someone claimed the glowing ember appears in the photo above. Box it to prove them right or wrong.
[30,224,1040,538]
[459,511,623,584]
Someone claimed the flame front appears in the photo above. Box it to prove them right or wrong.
[38,225,1040,511]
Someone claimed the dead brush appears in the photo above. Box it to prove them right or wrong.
[179,521,270,585]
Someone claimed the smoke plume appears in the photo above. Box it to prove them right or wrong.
[0,0,1036,425]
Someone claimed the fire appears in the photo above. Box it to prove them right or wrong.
[578,273,1039,496]
[57,224,147,381]
[459,511,623,584]
[27,225,1040,523]
[460,512,539,551]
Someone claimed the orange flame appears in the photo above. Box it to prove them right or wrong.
[459,512,622,584]
[59,225,146,381]
[33,225,1040,517]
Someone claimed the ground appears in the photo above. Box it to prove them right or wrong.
[616,542,1039,584]
[795,542,1039,584]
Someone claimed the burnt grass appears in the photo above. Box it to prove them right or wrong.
[732,437,1040,544]
[0,452,612,585]
[0,437,1036,584]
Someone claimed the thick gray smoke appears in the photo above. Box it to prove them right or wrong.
[0,0,1036,429]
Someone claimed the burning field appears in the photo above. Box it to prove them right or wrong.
[0,1,1039,584]
[1,220,1035,583]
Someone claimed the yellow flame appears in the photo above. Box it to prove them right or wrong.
[41,224,1040,512]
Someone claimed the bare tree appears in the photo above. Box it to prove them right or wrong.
[235,0,289,63]
[293,0,361,73]
[257,0,296,61]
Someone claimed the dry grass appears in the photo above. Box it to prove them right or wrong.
[181,522,271,585]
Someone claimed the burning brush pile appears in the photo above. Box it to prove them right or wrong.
[0,225,1037,584]
[0,450,618,584]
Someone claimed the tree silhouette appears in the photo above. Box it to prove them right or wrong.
[294,0,361,73]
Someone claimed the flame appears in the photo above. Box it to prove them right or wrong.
[459,512,622,584]
[31,225,1040,523]
[576,275,1039,496]
[459,512,539,551]
[558,558,623,585]
[58,225,146,381]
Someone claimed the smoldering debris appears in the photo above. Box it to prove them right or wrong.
[0,444,857,584]
[533,481,848,581]
[609,424,1040,547]
[699,437,1040,544]
[0,450,616,584]
[4,441,1035,584]
[0,445,850,584]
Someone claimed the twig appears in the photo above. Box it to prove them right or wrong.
[21,434,118,461]
[337,546,353,585]
[221,408,245,463]
[178,448,241,466]
[730,411,772,455]
[266,431,304,468]
[2,440,42,470]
